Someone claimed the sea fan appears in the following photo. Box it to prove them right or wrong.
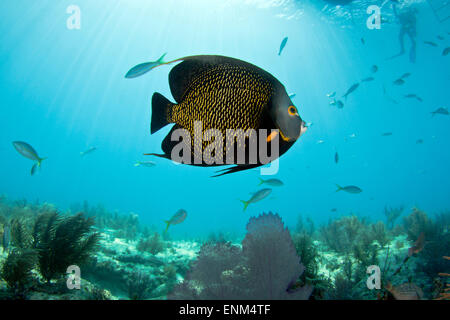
[169,212,312,300]
[243,213,313,299]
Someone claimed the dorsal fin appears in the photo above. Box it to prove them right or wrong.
[168,55,280,103]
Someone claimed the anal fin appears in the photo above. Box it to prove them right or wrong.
[212,164,261,177]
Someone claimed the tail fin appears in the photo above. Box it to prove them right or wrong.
[151,92,174,134]
[258,178,265,186]
[158,52,167,64]
[240,200,249,212]
[164,220,170,233]
[31,157,46,176]
[38,157,47,168]
[335,184,343,192]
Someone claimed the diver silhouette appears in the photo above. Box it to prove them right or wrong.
[387,0,418,63]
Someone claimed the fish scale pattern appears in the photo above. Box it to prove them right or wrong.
[169,65,274,162]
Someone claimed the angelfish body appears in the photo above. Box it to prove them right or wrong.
[164,209,187,232]
[146,55,307,176]
[12,141,46,175]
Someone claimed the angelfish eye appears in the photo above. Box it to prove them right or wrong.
[288,105,298,116]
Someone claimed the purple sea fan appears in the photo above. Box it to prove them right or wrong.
[168,242,246,300]
[242,212,313,300]
[168,212,313,300]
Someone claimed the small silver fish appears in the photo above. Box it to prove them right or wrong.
[31,163,39,176]
[431,107,449,116]
[13,141,42,161]
[134,161,156,168]
[342,83,359,100]
[335,184,362,194]
[80,147,97,157]
[258,178,284,187]
[393,78,405,85]
[404,94,422,102]
[241,188,272,211]
[400,72,411,79]
[361,77,374,82]
[330,99,343,108]
[382,132,393,136]
[443,47,450,56]
[371,65,378,73]
[12,141,47,175]
[424,41,438,47]
[164,209,187,232]
[278,37,288,56]
[334,152,339,164]
[327,91,336,98]
[125,53,167,79]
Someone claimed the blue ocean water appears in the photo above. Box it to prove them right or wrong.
[0,0,449,240]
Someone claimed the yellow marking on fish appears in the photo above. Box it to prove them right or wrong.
[288,105,298,116]
[168,64,274,157]
[279,130,291,142]
[267,131,278,142]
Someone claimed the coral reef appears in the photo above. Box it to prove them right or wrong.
[33,212,100,282]
[0,249,37,298]
[127,271,155,300]
[402,207,436,241]
[384,206,404,230]
[0,194,449,300]
[434,256,449,300]
[168,213,313,300]
[136,232,165,255]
